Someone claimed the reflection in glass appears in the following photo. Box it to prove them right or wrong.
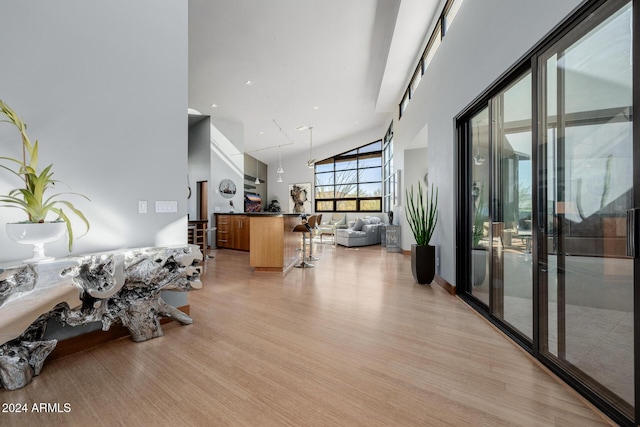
[491,72,533,339]
[470,107,490,306]
[540,1,633,414]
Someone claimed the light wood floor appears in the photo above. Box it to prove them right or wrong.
[1,244,614,426]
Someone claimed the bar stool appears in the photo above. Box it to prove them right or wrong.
[306,215,319,261]
[315,214,323,243]
[293,221,314,268]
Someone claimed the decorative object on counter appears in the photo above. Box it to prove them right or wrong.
[229,199,235,213]
[405,181,439,284]
[0,244,203,391]
[244,193,262,212]
[289,182,311,213]
[267,199,282,212]
[388,210,394,225]
[0,100,90,260]
[219,179,236,198]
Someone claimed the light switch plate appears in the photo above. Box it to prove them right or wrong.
[155,200,178,213]
[138,200,147,214]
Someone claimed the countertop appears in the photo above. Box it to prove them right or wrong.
[214,212,303,217]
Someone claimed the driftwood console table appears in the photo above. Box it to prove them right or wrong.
[0,244,203,391]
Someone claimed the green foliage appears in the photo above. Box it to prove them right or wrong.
[404,181,438,246]
[0,99,90,251]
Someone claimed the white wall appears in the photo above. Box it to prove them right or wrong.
[0,1,188,264]
[393,0,584,286]
[402,146,429,235]
[209,120,245,219]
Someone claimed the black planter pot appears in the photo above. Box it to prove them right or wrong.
[471,248,487,287]
[411,244,436,285]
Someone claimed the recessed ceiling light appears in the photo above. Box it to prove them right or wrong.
[210,103,218,108]
[245,80,253,85]
[259,131,264,135]
[296,125,308,131]
[312,106,320,110]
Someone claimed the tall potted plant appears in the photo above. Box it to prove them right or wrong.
[0,99,89,262]
[471,182,487,287]
[405,181,438,284]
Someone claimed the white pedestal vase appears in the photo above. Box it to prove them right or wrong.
[6,222,66,263]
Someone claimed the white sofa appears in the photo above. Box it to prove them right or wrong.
[336,217,385,247]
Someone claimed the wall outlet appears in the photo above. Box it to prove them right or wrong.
[138,200,147,214]
[155,200,178,213]
[436,256,440,267]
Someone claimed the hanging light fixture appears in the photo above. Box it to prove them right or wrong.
[473,121,485,165]
[306,126,315,168]
[277,174,283,183]
[276,145,284,174]
[254,158,260,184]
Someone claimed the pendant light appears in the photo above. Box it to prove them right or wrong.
[473,122,485,165]
[254,158,260,184]
[276,145,284,174]
[277,174,283,183]
[306,126,315,168]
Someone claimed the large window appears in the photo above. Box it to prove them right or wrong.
[399,0,463,118]
[315,140,383,212]
[383,123,394,213]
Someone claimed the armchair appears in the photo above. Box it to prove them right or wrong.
[317,213,347,244]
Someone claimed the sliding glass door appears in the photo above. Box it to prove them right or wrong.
[538,1,634,416]
[458,0,635,423]
[467,73,534,340]
[490,72,534,339]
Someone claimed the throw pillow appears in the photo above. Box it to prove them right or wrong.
[352,218,364,231]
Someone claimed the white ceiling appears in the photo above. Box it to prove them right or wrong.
[188,0,441,163]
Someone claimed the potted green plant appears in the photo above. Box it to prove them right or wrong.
[471,182,487,287]
[405,181,438,284]
[0,99,89,262]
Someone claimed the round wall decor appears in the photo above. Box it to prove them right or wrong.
[219,179,236,199]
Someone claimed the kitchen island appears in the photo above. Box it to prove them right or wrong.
[215,213,303,272]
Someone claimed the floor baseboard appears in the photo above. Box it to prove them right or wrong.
[433,275,456,295]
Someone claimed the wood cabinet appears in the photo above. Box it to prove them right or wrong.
[216,214,250,251]
[249,215,300,272]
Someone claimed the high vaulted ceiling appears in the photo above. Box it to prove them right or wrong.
[188,0,440,163]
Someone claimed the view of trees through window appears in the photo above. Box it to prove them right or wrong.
[314,140,383,212]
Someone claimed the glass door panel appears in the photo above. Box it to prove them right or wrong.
[490,72,533,339]
[470,107,490,306]
[539,1,633,415]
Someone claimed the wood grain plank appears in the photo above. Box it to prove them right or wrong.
[0,245,614,426]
